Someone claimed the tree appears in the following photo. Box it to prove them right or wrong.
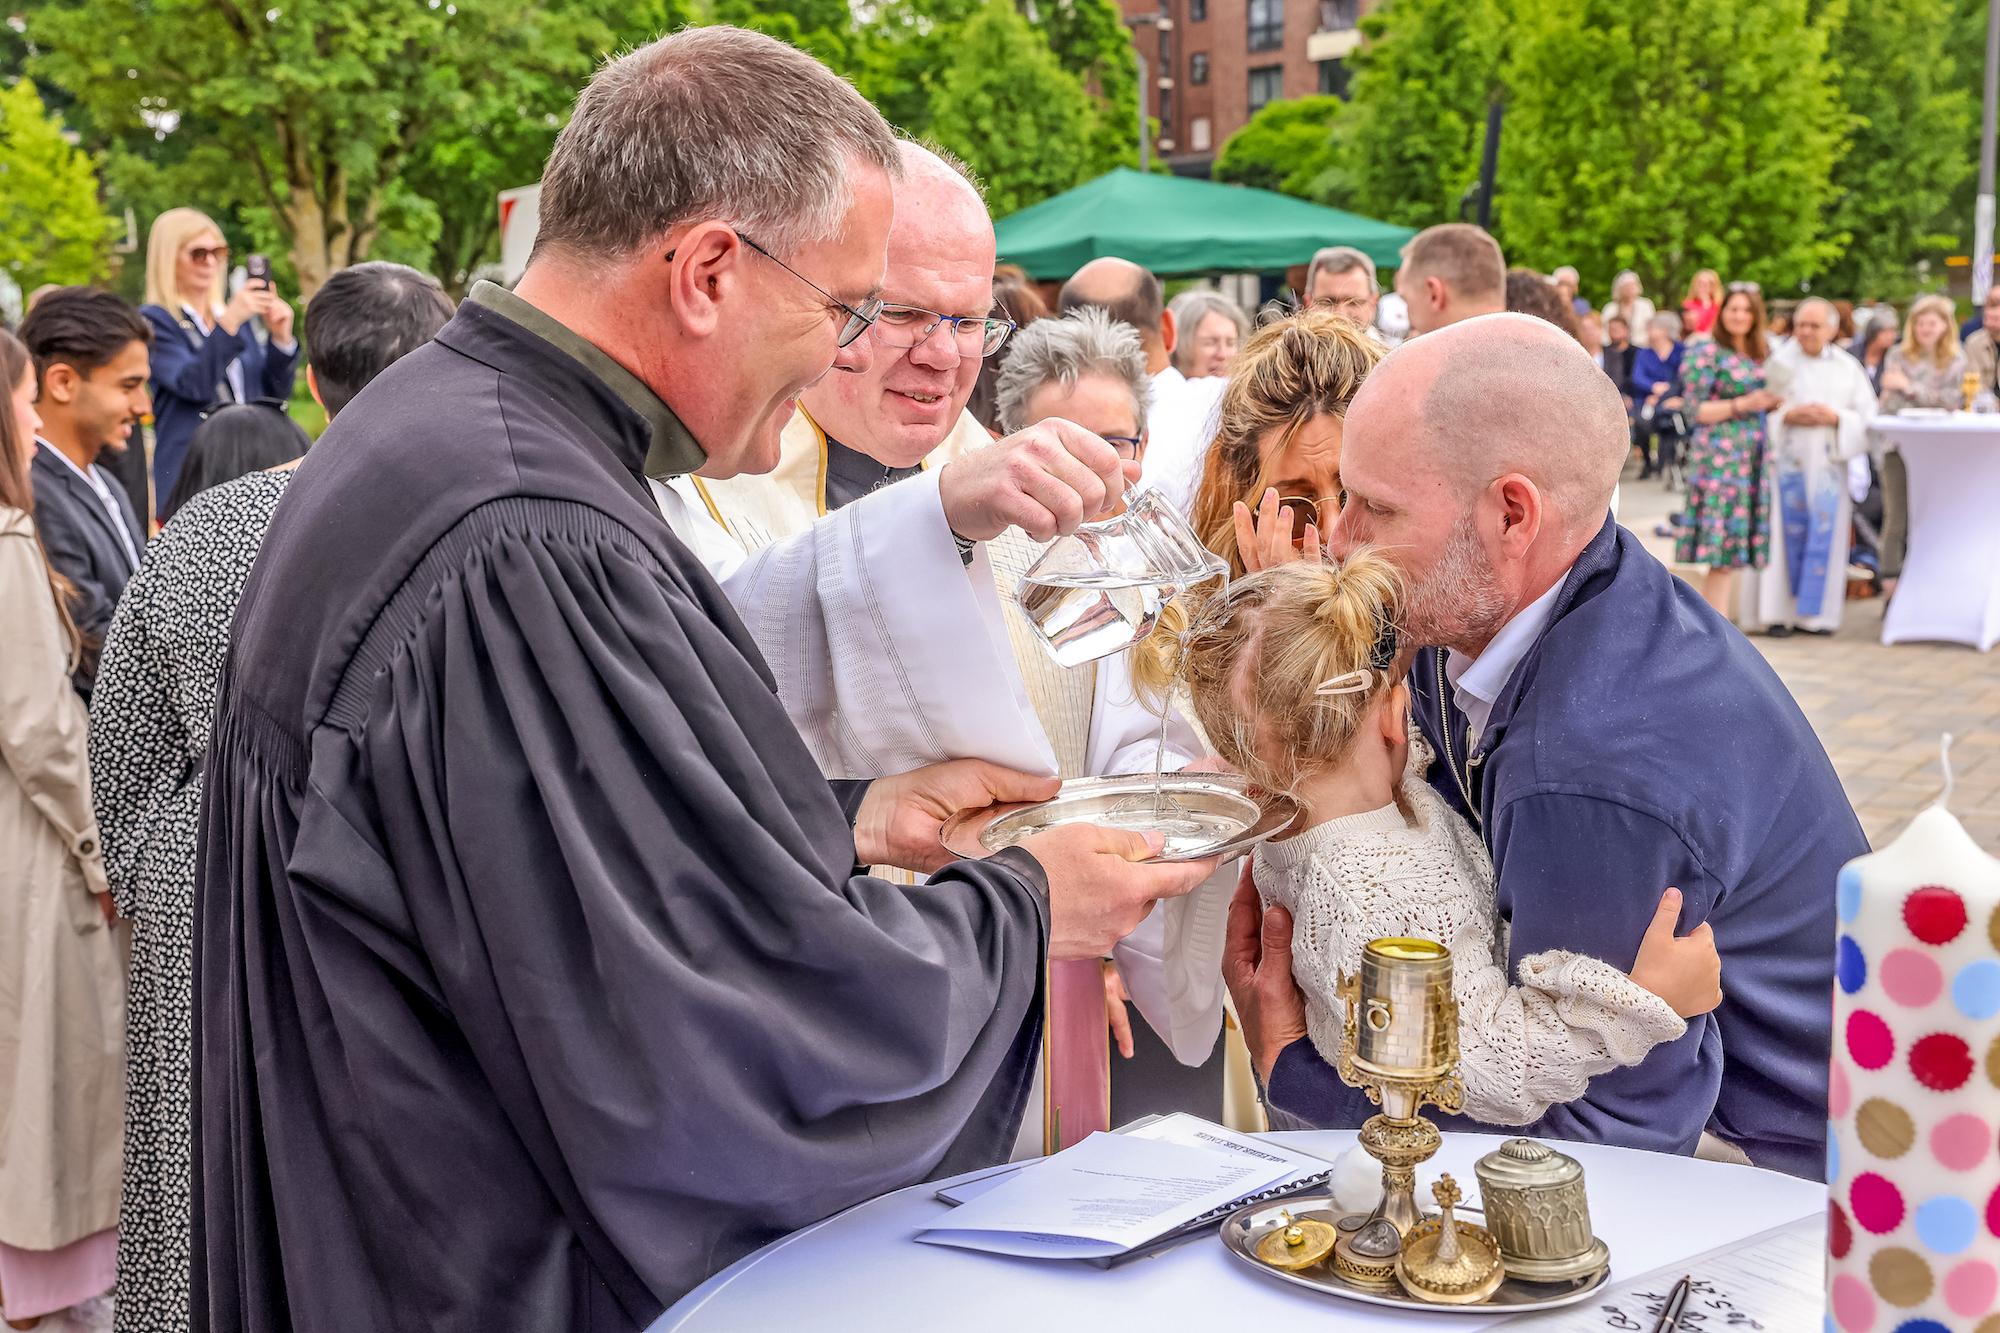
[925,0,1104,216]
[701,0,850,67]
[1032,0,1142,171]
[29,0,627,298]
[1495,0,1846,301]
[1319,0,1508,227]
[1815,0,1974,300]
[848,0,986,137]
[0,79,116,291]
[1213,95,1342,197]
[1929,0,1991,277]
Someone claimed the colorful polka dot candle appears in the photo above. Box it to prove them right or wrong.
[1828,799,2000,1332]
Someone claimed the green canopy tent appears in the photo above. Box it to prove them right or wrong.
[993,168,1416,280]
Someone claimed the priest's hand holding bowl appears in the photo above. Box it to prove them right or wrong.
[855,759,1061,874]
[937,417,1137,541]
[853,758,1216,958]
[1023,823,1218,959]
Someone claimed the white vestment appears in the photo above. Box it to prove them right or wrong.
[1743,343,1877,633]
[1139,367,1228,517]
[651,405,1231,1091]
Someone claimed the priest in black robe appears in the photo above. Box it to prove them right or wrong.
[192,29,1211,1333]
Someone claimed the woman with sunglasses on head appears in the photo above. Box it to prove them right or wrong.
[137,208,299,520]
[1184,307,1384,576]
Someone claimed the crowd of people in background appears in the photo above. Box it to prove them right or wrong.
[963,232,1987,645]
[0,130,1977,1328]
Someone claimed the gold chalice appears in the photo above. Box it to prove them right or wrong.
[1329,937,1469,1289]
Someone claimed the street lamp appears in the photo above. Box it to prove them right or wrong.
[1126,11,1162,171]
[1978,0,1998,301]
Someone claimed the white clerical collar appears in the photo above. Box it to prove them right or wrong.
[1444,574,1567,747]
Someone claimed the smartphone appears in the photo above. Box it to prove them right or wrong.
[246,254,271,289]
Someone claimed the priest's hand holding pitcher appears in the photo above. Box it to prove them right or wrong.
[937,417,1137,541]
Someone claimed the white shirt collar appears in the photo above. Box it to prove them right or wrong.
[37,438,140,568]
[1443,574,1567,747]
[1152,365,1187,393]
[37,437,101,489]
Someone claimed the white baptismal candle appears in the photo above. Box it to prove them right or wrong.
[1827,803,2000,1332]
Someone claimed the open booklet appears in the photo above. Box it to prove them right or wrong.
[918,1113,1333,1264]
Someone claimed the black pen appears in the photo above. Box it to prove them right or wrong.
[1650,1275,1692,1333]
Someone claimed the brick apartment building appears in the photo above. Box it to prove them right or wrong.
[1115,0,1375,177]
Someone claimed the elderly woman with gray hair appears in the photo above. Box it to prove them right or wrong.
[1602,270,1657,338]
[992,305,1241,1141]
[1168,289,1250,379]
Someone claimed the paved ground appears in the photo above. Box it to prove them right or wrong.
[1617,471,2000,852]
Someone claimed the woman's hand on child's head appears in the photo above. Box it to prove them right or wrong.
[1234,488,1321,573]
[1629,888,1722,1019]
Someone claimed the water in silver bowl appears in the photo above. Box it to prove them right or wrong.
[1013,572,1178,669]
[1091,799,1252,858]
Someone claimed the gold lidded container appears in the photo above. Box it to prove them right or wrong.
[1394,1175,1505,1306]
[1472,1138,1610,1284]
[1253,1212,1337,1272]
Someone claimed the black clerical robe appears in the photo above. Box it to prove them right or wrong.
[192,290,1048,1331]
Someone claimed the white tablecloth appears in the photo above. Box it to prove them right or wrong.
[652,1131,1826,1331]
[1872,415,2000,651]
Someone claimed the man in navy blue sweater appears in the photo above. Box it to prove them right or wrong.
[1226,314,1858,1180]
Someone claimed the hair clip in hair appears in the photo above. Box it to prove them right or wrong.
[1314,669,1376,698]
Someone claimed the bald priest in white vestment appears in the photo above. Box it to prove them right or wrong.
[1743,297,1878,636]
[650,143,1234,1156]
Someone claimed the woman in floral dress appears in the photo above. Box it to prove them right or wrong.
[1676,284,1781,616]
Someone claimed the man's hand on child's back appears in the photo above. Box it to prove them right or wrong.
[1629,887,1722,1019]
[1223,865,1311,1082]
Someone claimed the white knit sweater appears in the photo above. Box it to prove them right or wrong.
[1251,742,1685,1126]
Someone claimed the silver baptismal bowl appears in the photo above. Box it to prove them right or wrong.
[940,772,1301,864]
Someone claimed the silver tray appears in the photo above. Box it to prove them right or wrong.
[940,773,1300,864]
[1219,1196,1610,1313]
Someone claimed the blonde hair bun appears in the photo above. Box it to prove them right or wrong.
[1145,549,1406,796]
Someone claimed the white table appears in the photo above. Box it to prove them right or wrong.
[652,1131,1825,1331]
[1872,414,2000,651]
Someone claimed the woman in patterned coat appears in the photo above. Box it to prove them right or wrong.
[1675,284,1782,616]
[89,456,299,1333]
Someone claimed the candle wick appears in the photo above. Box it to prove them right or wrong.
[1940,732,1957,810]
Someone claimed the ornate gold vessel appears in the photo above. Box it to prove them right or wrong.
[1472,1138,1610,1284]
[1330,937,1467,1288]
[1394,1175,1505,1305]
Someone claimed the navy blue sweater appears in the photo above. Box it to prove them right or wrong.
[1266,518,1857,1180]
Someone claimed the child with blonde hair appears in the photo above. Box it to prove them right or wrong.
[1142,554,1722,1124]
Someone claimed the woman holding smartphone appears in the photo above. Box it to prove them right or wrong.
[138,208,299,519]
